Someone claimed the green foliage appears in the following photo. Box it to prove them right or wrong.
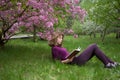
[54,16,67,29]
[81,0,120,28]
[0,34,120,80]
[72,20,82,34]
[66,16,74,28]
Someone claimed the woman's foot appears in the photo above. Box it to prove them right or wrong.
[104,63,116,68]
[105,62,120,68]
[112,62,120,67]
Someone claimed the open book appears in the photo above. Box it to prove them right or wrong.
[66,47,81,59]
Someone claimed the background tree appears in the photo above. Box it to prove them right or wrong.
[81,0,120,41]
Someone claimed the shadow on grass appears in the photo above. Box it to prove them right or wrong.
[0,39,53,64]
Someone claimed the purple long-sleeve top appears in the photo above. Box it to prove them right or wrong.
[52,46,69,60]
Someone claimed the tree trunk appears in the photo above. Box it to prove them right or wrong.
[0,39,5,48]
[33,25,37,42]
[93,32,96,38]
[116,31,120,39]
[66,16,73,28]
[101,28,107,42]
[0,29,4,48]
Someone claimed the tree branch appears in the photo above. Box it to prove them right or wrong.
[4,5,29,33]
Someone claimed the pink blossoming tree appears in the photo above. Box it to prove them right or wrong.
[0,0,86,47]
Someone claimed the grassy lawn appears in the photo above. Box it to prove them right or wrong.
[0,34,120,80]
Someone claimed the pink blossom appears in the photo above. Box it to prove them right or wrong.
[40,9,45,14]
[74,34,78,38]
[39,15,48,22]
[46,22,53,28]
[17,2,21,11]
[74,0,80,4]
[65,0,71,4]
[53,0,59,4]
[17,2,21,5]
[25,23,32,27]
[64,29,74,35]
[39,15,45,20]
[54,18,58,23]
[69,29,74,33]
[18,22,25,26]
[48,7,54,12]
[5,33,9,40]
[37,32,43,37]
[47,35,52,41]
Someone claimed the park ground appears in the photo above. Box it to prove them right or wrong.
[0,33,120,80]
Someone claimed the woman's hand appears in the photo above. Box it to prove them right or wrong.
[61,56,75,63]
[69,56,74,62]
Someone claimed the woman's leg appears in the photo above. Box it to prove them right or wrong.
[73,43,114,65]
[103,54,114,63]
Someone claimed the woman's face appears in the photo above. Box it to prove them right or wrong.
[57,35,63,45]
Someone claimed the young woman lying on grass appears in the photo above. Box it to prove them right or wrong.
[48,31,120,68]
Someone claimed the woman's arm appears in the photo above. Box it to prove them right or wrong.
[61,56,74,63]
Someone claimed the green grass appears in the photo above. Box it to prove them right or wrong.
[0,34,120,80]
